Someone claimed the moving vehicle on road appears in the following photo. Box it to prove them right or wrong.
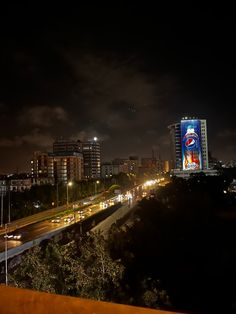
[51,217,61,223]
[64,216,74,223]
[4,233,22,240]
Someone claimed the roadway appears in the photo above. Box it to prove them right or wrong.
[0,204,100,252]
[0,193,128,253]
[91,198,137,237]
[0,194,103,236]
[0,179,165,253]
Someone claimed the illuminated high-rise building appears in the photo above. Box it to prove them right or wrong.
[82,137,101,179]
[53,138,82,154]
[168,117,209,171]
[168,123,181,170]
[199,119,209,170]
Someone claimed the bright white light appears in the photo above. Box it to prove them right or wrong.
[223,190,227,194]
[126,192,133,199]
[68,181,73,187]
[94,137,98,141]
[117,194,123,202]
[143,179,157,187]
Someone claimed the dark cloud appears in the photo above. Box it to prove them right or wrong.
[18,106,68,127]
[0,4,234,172]
[218,130,236,139]
[63,52,165,135]
[0,129,54,149]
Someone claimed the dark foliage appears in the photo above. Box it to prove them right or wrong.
[108,174,236,312]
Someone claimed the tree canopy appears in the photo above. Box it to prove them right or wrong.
[11,232,124,301]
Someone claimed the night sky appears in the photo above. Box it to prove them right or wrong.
[0,3,234,173]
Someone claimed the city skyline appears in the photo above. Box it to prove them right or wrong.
[0,3,234,173]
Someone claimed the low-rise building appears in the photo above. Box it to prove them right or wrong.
[0,174,32,193]
[171,168,218,178]
[0,178,7,195]
[9,178,32,192]
[101,162,126,178]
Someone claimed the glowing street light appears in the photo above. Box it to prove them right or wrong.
[66,181,73,207]
[95,180,100,195]
[117,194,123,202]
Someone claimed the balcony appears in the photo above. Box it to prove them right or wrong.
[0,285,185,314]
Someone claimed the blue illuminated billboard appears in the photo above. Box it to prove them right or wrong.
[181,119,202,171]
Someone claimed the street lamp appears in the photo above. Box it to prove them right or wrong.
[5,223,8,286]
[0,191,4,227]
[8,186,11,223]
[56,182,59,208]
[95,180,100,195]
[66,181,73,208]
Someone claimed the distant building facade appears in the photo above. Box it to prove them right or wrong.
[0,174,32,193]
[0,178,7,195]
[168,122,182,170]
[139,157,157,176]
[31,151,49,180]
[31,137,102,183]
[127,156,139,175]
[101,161,127,178]
[163,160,170,172]
[101,156,141,178]
[228,179,236,193]
[141,157,156,169]
[48,152,84,184]
[9,177,32,192]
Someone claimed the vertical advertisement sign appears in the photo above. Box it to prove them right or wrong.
[181,120,202,170]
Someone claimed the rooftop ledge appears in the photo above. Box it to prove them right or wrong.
[0,285,184,314]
